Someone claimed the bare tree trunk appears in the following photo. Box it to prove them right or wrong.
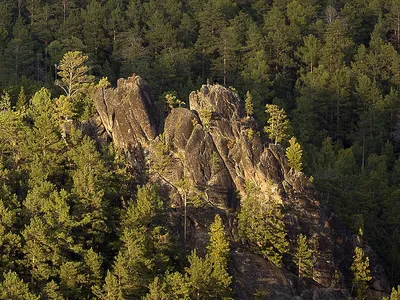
[184,192,187,245]
[362,137,365,173]
[223,39,227,86]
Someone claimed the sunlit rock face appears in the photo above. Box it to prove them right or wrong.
[93,76,390,299]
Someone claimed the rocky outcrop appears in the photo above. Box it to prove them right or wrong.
[93,75,159,179]
[162,108,235,208]
[188,85,390,296]
[93,77,391,299]
[189,85,269,196]
[93,75,158,148]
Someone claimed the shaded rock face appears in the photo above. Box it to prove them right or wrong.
[93,77,390,299]
[151,107,237,251]
[230,251,299,299]
[93,74,158,149]
[162,108,236,209]
[93,75,159,179]
[189,85,269,196]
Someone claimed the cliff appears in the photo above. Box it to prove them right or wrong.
[93,75,390,299]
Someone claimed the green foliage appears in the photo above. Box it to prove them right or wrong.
[238,181,288,267]
[143,277,169,300]
[163,272,190,299]
[174,177,204,243]
[245,91,254,116]
[103,185,169,298]
[3,17,34,81]
[0,92,11,111]
[264,104,290,144]
[199,109,212,132]
[16,87,27,111]
[175,215,232,299]
[185,250,214,299]
[351,246,372,300]
[22,183,75,288]
[92,271,123,300]
[56,51,94,99]
[42,280,63,300]
[165,92,185,109]
[0,200,20,274]
[383,286,400,300]
[0,271,39,300]
[293,234,314,280]
[142,214,232,299]
[286,137,303,171]
[25,88,66,187]
[151,134,171,174]
[205,214,232,298]
[1,0,400,295]
[209,151,221,174]
[247,128,254,141]
[69,136,109,248]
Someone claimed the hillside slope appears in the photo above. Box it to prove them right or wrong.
[93,75,390,299]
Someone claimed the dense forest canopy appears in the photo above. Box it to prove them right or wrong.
[1,0,400,298]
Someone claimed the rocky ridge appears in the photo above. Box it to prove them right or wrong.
[93,75,390,299]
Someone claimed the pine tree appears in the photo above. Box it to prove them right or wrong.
[56,51,94,99]
[0,200,21,275]
[92,271,123,300]
[164,272,190,299]
[186,250,212,298]
[294,234,313,280]
[42,280,64,300]
[69,136,109,249]
[263,5,295,75]
[106,185,168,298]
[143,272,190,300]
[296,35,321,74]
[264,104,290,144]
[175,177,192,244]
[238,181,288,267]
[3,17,34,80]
[351,246,372,300]
[143,277,169,300]
[59,261,86,298]
[206,214,232,298]
[165,92,185,109]
[211,18,242,86]
[0,92,11,111]
[142,214,232,299]
[387,0,400,51]
[244,91,253,117]
[22,183,74,289]
[286,137,303,171]
[241,23,270,123]
[0,271,39,300]
[81,0,108,61]
[25,88,65,187]
[30,3,56,52]
[319,19,353,73]
[16,87,27,111]
[83,248,103,295]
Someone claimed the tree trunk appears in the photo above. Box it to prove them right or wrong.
[184,192,187,245]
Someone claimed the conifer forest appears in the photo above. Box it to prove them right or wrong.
[2,0,400,299]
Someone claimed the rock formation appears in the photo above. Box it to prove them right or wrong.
[93,75,391,299]
[93,75,159,179]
